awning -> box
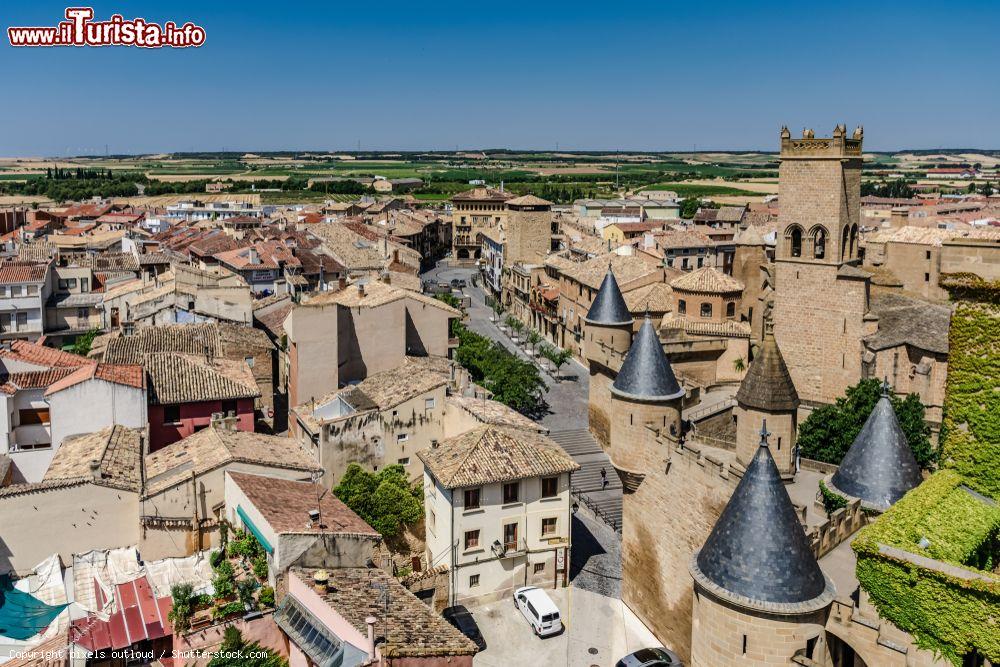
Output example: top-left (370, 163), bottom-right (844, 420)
top-left (0, 576), bottom-right (67, 642)
top-left (236, 505), bottom-right (274, 555)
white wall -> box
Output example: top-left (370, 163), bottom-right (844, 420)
top-left (47, 379), bottom-right (147, 456)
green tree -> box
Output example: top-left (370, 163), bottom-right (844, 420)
top-left (333, 464), bottom-right (422, 538)
top-left (208, 627), bottom-right (287, 667)
top-left (167, 583), bottom-right (194, 634)
top-left (797, 378), bottom-right (935, 468)
top-left (70, 329), bottom-right (99, 356)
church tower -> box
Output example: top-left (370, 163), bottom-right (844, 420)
top-left (731, 225), bottom-right (768, 342)
top-left (772, 125), bottom-right (871, 406)
top-left (734, 319), bottom-right (799, 479)
top-left (584, 268), bottom-right (634, 447)
top-left (689, 425), bottom-right (836, 667)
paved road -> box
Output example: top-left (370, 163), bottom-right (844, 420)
top-left (422, 262), bottom-right (624, 593)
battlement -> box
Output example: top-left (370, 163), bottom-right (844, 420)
top-left (780, 124), bottom-right (863, 159)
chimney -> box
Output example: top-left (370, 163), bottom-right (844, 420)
top-left (357, 282), bottom-right (365, 297)
top-left (338, 276), bottom-right (347, 291)
top-left (381, 272), bottom-right (391, 284)
top-left (312, 570), bottom-right (329, 594)
top-left (248, 247), bottom-right (259, 264)
top-left (89, 459), bottom-right (102, 481)
top-left (365, 616), bottom-right (377, 662)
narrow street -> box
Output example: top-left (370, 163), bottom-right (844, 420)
top-left (421, 261), bottom-right (647, 666)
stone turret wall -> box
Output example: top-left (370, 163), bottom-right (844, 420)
top-left (620, 438), bottom-right (736, 661)
top-left (734, 405), bottom-right (796, 477)
top-left (585, 322), bottom-right (632, 448)
top-left (690, 585), bottom-right (829, 667)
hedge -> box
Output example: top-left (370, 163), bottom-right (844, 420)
top-left (939, 299), bottom-right (1000, 498)
top-left (852, 470), bottom-right (1000, 664)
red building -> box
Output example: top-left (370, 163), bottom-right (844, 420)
top-left (145, 353), bottom-right (260, 451)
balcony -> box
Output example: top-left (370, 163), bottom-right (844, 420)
top-left (492, 537), bottom-right (527, 559)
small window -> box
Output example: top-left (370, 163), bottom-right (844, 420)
top-left (926, 250), bottom-right (931, 260)
top-left (26, 285), bottom-right (38, 296)
top-left (221, 399), bottom-right (237, 415)
top-left (924, 272), bottom-right (930, 282)
top-left (397, 457), bottom-right (410, 465)
top-left (16, 312), bottom-right (27, 327)
top-left (541, 476), bottom-right (558, 498)
top-left (503, 522), bottom-right (518, 550)
top-left (678, 299), bottom-right (686, 315)
top-left (700, 302), bottom-right (712, 318)
top-left (244, 355), bottom-right (254, 368)
top-left (503, 482), bottom-right (520, 504)
top-left (541, 517), bottom-right (558, 536)
top-left (10, 286), bottom-right (22, 297)
top-left (533, 563), bottom-right (545, 574)
top-left (397, 433), bottom-right (409, 442)
top-left (77, 308), bottom-right (89, 320)
top-left (81, 277), bottom-right (89, 291)
top-left (469, 574), bottom-right (480, 587)
top-left (425, 397), bottom-right (436, 410)
top-left (726, 302), bottom-right (735, 317)
top-left (18, 408), bottom-right (50, 426)
top-left (464, 529), bottom-right (480, 550)
top-left (163, 405), bottom-right (181, 424)
top-left (464, 488), bottom-right (481, 510)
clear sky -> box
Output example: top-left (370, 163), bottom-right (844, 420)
top-left (2, 0), bottom-right (998, 155)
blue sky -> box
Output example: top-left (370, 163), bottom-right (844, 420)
top-left (1, 1), bottom-right (998, 154)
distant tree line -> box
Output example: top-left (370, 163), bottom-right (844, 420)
top-left (860, 179), bottom-right (916, 198)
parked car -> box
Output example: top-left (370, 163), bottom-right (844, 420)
top-left (513, 586), bottom-right (563, 637)
top-left (442, 605), bottom-right (486, 651)
top-left (615, 647), bottom-right (683, 667)
top-left (450, 278), bottom-right (467, 288)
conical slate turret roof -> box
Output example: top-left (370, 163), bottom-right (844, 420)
top-left (829, 382), bottom-right (923, 511)
top-left (692, 425), bottom-right (832, 608)
top-left (611, 317), bottom-right (684, 401)
top-left (585, 268), bottom-right (633, 326)
top-left (736, 325), bottom-right (799, 412)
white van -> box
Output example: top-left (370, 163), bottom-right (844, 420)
top-left (513, 586), bottom-right (563, 637)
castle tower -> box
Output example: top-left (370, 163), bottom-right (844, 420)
top-left (689, 425), bottom-right (836, 667)
top-left (734, 319), bottom-right (799, 479)
top-left (584, 268), bottom-right (634, 447)
top-left (731, 225), bottom-right (768, 341)
top-left (828, 380), bottom-right (923, 511)
top-left (609, 315), bottom-right (686, 490)
top-left (772, 124), bottom-right (871, 406)
top-left (504, 194), bottom-right (554, 265)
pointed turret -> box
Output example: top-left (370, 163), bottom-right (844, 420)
top-left (691, 423), bottom-right (833, 608)
top-left (736, 324), bottom-right (798, 412)
top-left (612, 316), bottom-right (684, 402)
top-left (828, 381), bottom-right (923, 511)
top-left (585, 268), bottom-right (633, 326)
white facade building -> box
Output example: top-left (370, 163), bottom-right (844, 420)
top-left (419, 425), bottom-right (579, 605)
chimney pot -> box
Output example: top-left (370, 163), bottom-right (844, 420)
top-left (365, 616), bottom-right (377, 662)
top-left (89, 459), bottom-right (102, 480)
top-left (338, 276), bottom-right (347, 290)
top-left (358, 282), bottom-right (365, 296)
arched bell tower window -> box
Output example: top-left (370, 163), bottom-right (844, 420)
top-left (788, 226), bottom-right (803, 258)
top-left (813, 227), bottom-right (827, 259)
top-left (841, 226), bottom-right (850, 261)
top-left (849, 224), bottom-right (858, 259)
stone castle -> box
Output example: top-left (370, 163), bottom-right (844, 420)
top-left (585, 126), bottom-right (952, 666)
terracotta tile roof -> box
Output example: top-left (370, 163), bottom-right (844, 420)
top-left (506, 194), bottom-right (553, 207)
top-left (417, 425), bottom-right (579, 489)
top-left (290, 567), bottom-right (478, 657)
top-left (562, 253), bottom-right (660, 290)
top-left (660, 315), bottom-right (751, 338)
top-left (623, 282), bottom-right (674, 313)
top-left (445, 395), bottom-right (548, 433)
top-left (187, 233), bottom-right (245, 258)
top-left (649, 228), bottom-right (715, 250)
top-left (303, 279), bottom-right (460, 315)
top-left (307, 223), bottom-right (385, 271)
top-left (44, 362), bottom-right (145, 396)
top-left (144, 426), bottom-right (320, 496)
top-left (43, 425), bottom-right (143, 492)
top-left (866, 226), bottom-right (957, 247)
top-left (253, 299), bottom-right (293, 340)
top-left (145, 353), bottom-right (259, 405)
top-left (215, 240), bottom-right (299, 271)
top-left (736, 328), bottom-right (798, 412)
top-left (60, 252), bottom-right (139, 272)
top-left (0, 261), bottom-right (49, 284)
top-left (17, 242), bottom-right (56, 262)
top-left (0, 367), bottom-right (78, 395)
top-left (0, 340), bottom-right (89, 369)
top-left (669, 266), bottom-right (744, 293)
top-left (451, 187), bottom-right (514, 203)
top-left (715, 206), bottom-right (747, 222)
top-left (98, 323), bottom-right (272, 365)
top-left (608, 221), bottom-right (665, 234)
top-left (227, 472), bottom-right (379, 536)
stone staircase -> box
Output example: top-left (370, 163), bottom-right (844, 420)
top-left (548, 429), bottom-right (623, 532)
